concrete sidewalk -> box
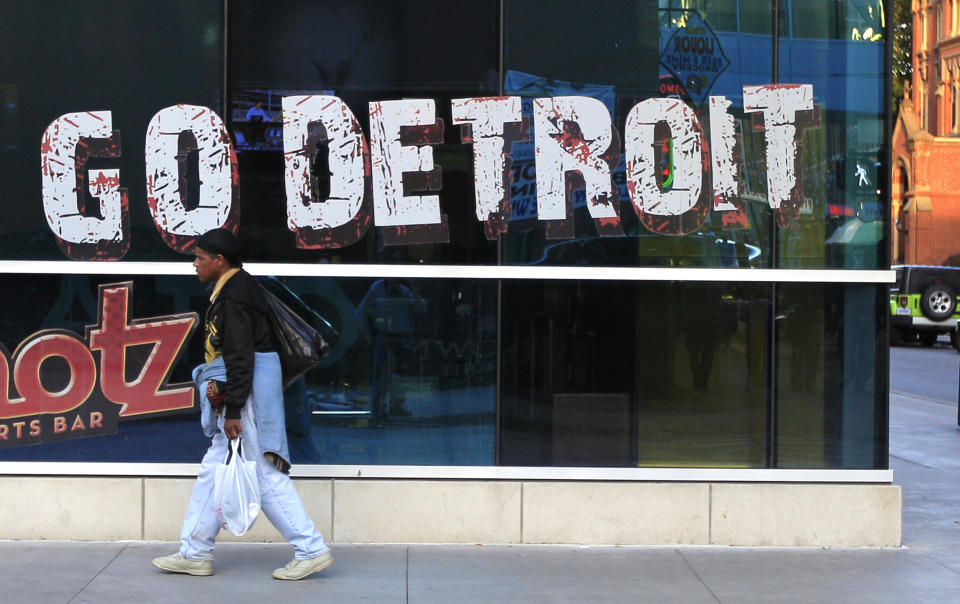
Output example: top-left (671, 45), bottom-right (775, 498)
top-left (1, 541), bottom-right (959, 603)
top-left (1, 390), bottom-right (959, 603)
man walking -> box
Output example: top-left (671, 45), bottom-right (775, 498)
top-left (152, 228), bottom-right (332, 580)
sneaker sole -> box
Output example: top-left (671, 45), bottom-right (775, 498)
top-left (273, 555), bottom-right (334, 580)
top-left (151, 560), bottom-right (214, 576)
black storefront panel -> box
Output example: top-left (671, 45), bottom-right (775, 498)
top-left (0, 1), bottom-right (889, 470)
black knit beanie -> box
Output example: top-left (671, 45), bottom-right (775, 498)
top-left (196, 228), bottom-right (243, 268)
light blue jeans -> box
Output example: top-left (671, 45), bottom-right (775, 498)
top-left (179, 401), bottom-right (328, 561)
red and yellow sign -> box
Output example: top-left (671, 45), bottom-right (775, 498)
top-left (0, 282), bottom-right (197, 447)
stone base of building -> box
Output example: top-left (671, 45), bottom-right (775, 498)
top-left (0, 477), bottom-right (901, 547)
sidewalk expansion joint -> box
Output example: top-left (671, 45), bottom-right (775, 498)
top-left (67, 543), bottom-right (128, 603)
top-left (676, 548), bottom-right (722, 603)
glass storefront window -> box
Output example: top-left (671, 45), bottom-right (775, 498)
top-left (779, 0), bottom-right (887, 270)
top-left (0, 1), bottom-right (224, 262)
top-left (228, 0), bottom-right (500, 265)
top-left (0, 1), bottom-right (891, 472)
top-left (0, 275), bottom-right (496, 465)
top-left (776, 283), bottom-right (887, 469)
top-left (499, 280), bottom-right (771, 468)
top-left (290, 276), bottom-right (497, 465)
top-left (0, 1), bottom-right (886, 272)
top-left (503, 1), bottom-right (781, 269)
top-left (0, 274), bottom-right (211, 462)
top-left (500, 279), bottom-right (887, 469)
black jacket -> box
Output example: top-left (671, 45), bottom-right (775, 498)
top-left (204, 269), bottom-right (275, 418)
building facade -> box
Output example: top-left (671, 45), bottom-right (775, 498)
top-left (0, 0), bottom-right (898, 546)
top-left (893, 0), bottom-right (960, 265)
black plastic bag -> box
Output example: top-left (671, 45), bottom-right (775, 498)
top-left (259, 285), bottom-right (330, 390)
top-left (257, 276), bottom-right (339, 346)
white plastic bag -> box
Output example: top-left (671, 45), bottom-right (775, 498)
top-left (213, 438), bottom-right (261, 536)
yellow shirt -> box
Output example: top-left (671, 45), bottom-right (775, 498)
top-left (204, 268), bottom-right (240, 363)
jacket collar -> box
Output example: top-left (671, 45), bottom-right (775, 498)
top-left (209, 268), bottom-right (241, 302)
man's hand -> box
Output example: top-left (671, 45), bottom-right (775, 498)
top-left (224, 418), bottom-right (243, 440)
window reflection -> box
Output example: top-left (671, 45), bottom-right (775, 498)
top-left (499, 280), bottom-right (771, 468)
top-left (229, 0), bottom-right (499, 265)
top-left (779, 1), bottom-right (886, 269)
top-left (0, 275), bottom-right (497, 466)
top-left (0, 1), bottom-right (890, 473)
top-left (286, 277), bottom-right (497, 466)
top-left (503, 0), bottom-right (776, 268)
top-left (776, 284), bottom-right (886, 469)
top-left (0, 1), bottom-right (223, 261)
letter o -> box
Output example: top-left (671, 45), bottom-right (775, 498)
top-left (13, 333), bottom-right (97, 416)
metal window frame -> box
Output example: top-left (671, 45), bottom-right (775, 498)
top-left (0, 461), bottom-right (894, 483)
top-left (0, 261), bottom-right (894, 283)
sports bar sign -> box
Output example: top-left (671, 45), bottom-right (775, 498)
top-left (0, 282), bottom-right (197, 448)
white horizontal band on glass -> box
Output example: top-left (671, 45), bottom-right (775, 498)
top-left (0, 461), bottom-right (894, 483)
top-left (0, 261), bottom-right (895, 283)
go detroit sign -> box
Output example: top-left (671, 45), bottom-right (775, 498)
top-left (40, 84), bottom-right (816, 260)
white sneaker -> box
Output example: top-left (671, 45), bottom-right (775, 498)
top-left (151, 553), bottom-right (214, 576)
top-left (272, 551), bottom-right (334, 580)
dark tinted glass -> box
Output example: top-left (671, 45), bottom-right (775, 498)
top-left (775, 283), bottom-right (888, 468)
top-left (0, 274), bottom-right (209, 462)
top-left (0, 274), bottom-right (496, 465)
top-left (0, 1), bottom-right (223, 261)
top-left (740, 2), bottom-right (772, 34)
top-left (499, 280), bottom-right (772, 467)
top-left (0, 1), bottom-right (891, 472)
top-left (228, 0), bottom-right (500, 265)
top-left (288, 276), bottom-right (497, 465)
top-left (503, 0), bottom-right (777, 269)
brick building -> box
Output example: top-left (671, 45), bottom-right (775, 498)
top-left (893, 0), bottom-right (960, 265)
